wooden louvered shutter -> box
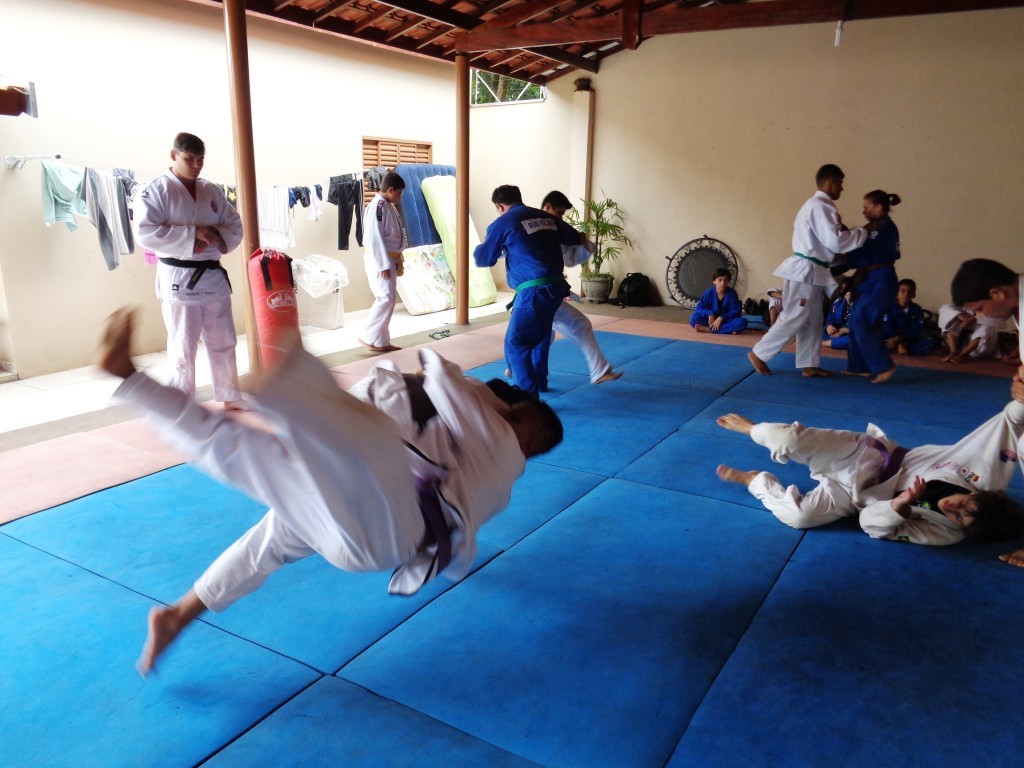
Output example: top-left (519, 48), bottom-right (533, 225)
top-left (361, 137), bottom-right (432, 203)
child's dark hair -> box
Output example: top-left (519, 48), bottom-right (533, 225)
top-left (951, 259), bottom-right (1017, 306)
top-left (964, 490), bottom-right (1024, 544)
top-left (864, 189), bottom-right (901, 213)
top-left (492, 185), bottom-right (523, 206)
top-left (173, 132), bottom-right (205, 154)
top-left (542, 190), bottom-right (572, 210)
top-left (485, 379), bottom-right (563, 455)
top-left (815, 164), bottom-right (844, 186)
top-left (712, 268), bottom-right (732, 281)
top-left (898, 278), bottom-right (917, 292)
top-left (381, 171), bottom-right (406, 192)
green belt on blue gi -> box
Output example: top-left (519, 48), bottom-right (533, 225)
top-left (506, 275), bottom-right (563, 310)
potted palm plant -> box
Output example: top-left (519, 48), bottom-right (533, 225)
top-left (564, 196), bottom-right (633, 303)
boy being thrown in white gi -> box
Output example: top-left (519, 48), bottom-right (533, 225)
top-left (98, 309), bottom-right (563, 676)
top-left (714, 385), bottom-right (1024, 547)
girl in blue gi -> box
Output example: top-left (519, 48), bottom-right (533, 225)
top-left (822, 285), bottom-right (853, 349)
top-left (884, 278), bottom-right (938, 356)
top-left (690, 268), bottom-right (747, 334)
top-left (838, 190), bottom-right (902, 383)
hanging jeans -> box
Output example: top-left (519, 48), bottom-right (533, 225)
top-left (328, 175), bottom-right (364, 250)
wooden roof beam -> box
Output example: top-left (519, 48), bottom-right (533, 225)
top-left (457, 0), bottom-right (1024, 52)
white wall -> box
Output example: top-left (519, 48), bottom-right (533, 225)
top-left (581, 10), bottom-right (1024, 310)
top-left (0, 0), bottom-right (460, 376)
top-left (4, 2), bottom-right (1020, 375)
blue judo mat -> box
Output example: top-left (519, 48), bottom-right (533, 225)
top-left (4, 333), bottom-right (1024, 767)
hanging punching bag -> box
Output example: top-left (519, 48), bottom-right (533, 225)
top-left (248, 248), bottom-right (299, 369)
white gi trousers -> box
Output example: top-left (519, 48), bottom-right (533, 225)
top-left (751, 279), bottom-right (827, 369)
top-left (748, 400), bottom-right (1024, 545)
top-left (115, 343), bottom-right (425, 613)
top-left (553, 302), bottom-right (612, 382)
top-left (746, 421), bottom-right (887, 530)
top-left (160, 295), bottom-right (241, 403)
top-left (361, 264), bottom-right (397, 347)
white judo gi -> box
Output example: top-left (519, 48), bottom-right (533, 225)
top-left (937, 303), bottom-right (1001, 359)
top-left (361, 193), bottom-right (406, 348)
top-left (115, 342), bottom-right (525, 611)
top-left (744, 399), bottom-right (1024, 545)
top-left (751, 191), bottom-right (867, 369)
top-left (553, 242), bottom-right (613, 382)
top-left (134, 171), bottom-right (244, 402)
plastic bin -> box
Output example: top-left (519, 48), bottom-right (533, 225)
top-left (293, 255), bottom-right (349, 330)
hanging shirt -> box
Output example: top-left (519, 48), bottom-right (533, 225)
top-left (41, 159), bottom-right (87, 231)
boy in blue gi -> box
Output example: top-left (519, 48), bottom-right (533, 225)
top-left (884, 279), bottom-right (938, 356)
top-left (474, 185), bottom-right (583, 396)
top-left (690, 268), bottom-right (747, 334)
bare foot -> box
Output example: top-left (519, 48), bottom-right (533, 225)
top-left (871, 367), bottom-right (897, 384)
top-left (802, 367), bottom-right (832, 378)
top-left (223, 400), bottom-right (248, 412)
top-left (716, 464), bottom-right (759, 486)
top-left (360, 340), bottom-right (402, 353)
top-left (693, 324), bottom-right (710, 334)
top-left (98, 308), bottom-right (137, 379)
top-left (716, 413), bottom-right (754, 434)
top-left (841, 370), bottom-right (871, 378)
top-left (137, 605), bottom-right (183, 676)
top-left (595, 370), bottom-right (623, 385)
top-left (748, 351), bottom-right (772, 375)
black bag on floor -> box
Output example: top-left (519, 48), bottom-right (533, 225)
top-left (611, 272), bottom-right (652, 307)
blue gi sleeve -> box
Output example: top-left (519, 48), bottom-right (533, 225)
top-left (474, 217), bottom-right (508, 268)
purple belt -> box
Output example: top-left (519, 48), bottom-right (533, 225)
top-left (416, 476), bottom-right (451, 575)
top-left (863, 436), bottom-right (908, 483)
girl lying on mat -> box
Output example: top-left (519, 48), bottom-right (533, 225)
top-left (714, 383), bottom-right (1024, 548)
top-left (98, 309), bottom-right (563, 675)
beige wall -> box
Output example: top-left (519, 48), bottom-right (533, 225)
top-left (0, 0), bottom-right (460, 376)
top-left (583, 9), bottom-right (1024, 310)
top-left (3, 2), bottom-right (1021, 375)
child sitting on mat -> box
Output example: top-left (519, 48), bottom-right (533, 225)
top-left (714, 380), bottom-right (1024, 547)
top-left (690, 268), bottom-right (747, 334)
top-left (883, 278), bottom-right (938, 357)
top-left (822, 284), bottom-right (853, 350)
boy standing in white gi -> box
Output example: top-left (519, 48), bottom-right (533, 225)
top-left (748, 164), bottom-right (869, 378)
top-left (97, 309), bottom-right (563, 675)
top-left (359, 171), bottom-right (407, 353)
top-left (134, 133), bottom-right (244, 409)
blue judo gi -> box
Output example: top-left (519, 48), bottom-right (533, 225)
top-left (822, 295), bottom-right (852, 350)
top-left (474, 203), bottom-right (578, 395)
top-left (883, 301), bottom-right (938, 356)
top-left (690, 286), bottom-right (748, 334)
top-left (842, 216), bottom-right (900, 375)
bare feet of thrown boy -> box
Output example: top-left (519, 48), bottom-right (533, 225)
top-left (715, 465), bottom-right (759, 486)
top-left (99, 308), bottom-right (138, 379)
top-left (716, 413), bottom-right (754, 434)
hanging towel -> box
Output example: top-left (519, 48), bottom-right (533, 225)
top-left (41, 159), bottom-right (87, 231)
top-left (79, 167), bottom-right (135, 270)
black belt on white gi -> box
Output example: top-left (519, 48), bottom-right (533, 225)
top-left (158, 257), bottom-right (232, 292)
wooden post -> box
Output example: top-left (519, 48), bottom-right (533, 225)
top-left (223, 0), bottom-right (262, 373)
top-left (455, 53), bottom-right (471, 325)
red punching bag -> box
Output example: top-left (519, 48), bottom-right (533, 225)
top-left (248, 248), bottom-right (300, 369)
